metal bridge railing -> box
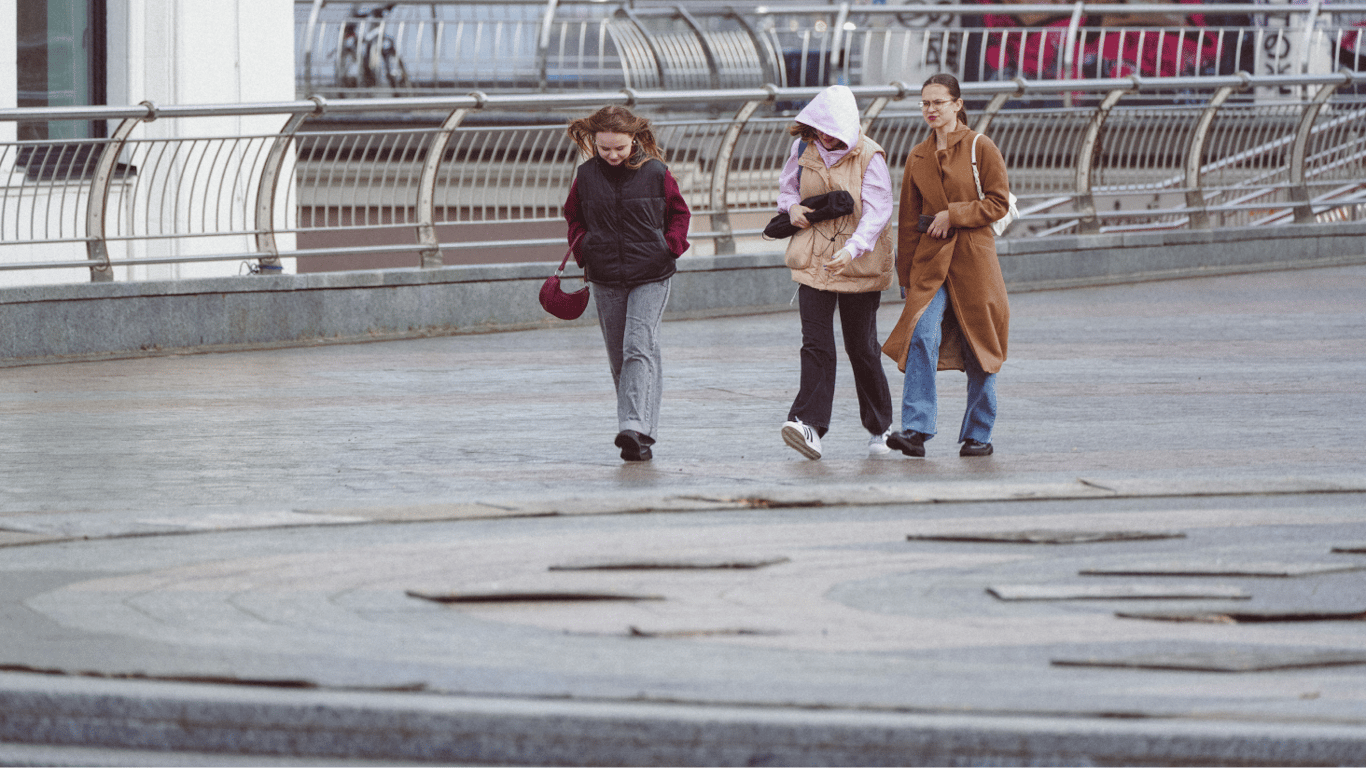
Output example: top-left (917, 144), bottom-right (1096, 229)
top-left (1, 74), bottom-right (1364, 284)
top-left (296, 1), bottom-right (1366, 97)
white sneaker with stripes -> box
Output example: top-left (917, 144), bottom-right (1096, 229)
top-left (781, 420), bottom-right (822, 460)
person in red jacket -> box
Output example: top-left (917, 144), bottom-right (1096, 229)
top-left (564, 106), bottom-right (691, 462)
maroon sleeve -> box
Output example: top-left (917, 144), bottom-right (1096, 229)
top-left (662, 170), bottom-right (691, 258)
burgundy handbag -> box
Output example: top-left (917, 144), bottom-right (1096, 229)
top-left (539, 239), bottom-right (590, 320)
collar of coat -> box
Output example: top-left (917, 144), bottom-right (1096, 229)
top-left (909, 127), bottom-right (976, 212)
top-left (910, 126), bottom-right (974, 160)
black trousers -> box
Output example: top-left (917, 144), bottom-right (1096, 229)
top-left (787, 283), bottom-right (894, 438)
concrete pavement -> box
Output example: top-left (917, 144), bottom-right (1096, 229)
top-left (0, 265), bottom-right (1364, 765)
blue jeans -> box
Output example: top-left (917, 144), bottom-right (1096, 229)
top-left (900, 286), bottom-right (997, 444)
top-left (593, 278), bottom-right (671, 439)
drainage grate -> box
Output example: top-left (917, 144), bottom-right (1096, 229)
top-left (1052, 649), bottom-right (1366, 673)
top-left (988, 584), bottom-right (1251, 601)
top-left (1080, 561), bottom-right (1366, 577)
top-left (627, 626), bottom-right (781, 638)
top-left (406, 589), bottom-right (665, 604)
top-left (1117, 609), bottom-right (1366, 623)
top-left (908, 530), bottom-right (1185, 544)
top-left (549, 556), bottom-right (790, 571)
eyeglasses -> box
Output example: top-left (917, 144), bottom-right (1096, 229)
top-left (919, 99), bottom-right (954, 110)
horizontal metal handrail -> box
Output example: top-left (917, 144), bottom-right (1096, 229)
top-left (2, 74), bottom-right (1365, 284)
top-left (6, 70), bottom-right (1363, 122)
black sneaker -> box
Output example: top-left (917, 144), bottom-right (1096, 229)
top-left (886, 430), bottom-right (927, 458)
top-left (959, 439), bottom-right (993, 457)
top-left (615, 430), bottom-right (653, 462)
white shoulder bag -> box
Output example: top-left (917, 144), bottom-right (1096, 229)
top-left (970, 133), bottom-right (1019, 237)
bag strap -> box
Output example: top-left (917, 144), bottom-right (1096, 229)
top-left (556, 233), bottom-right (584, 276)
top-left (970, 133), bottom-right (985, 202)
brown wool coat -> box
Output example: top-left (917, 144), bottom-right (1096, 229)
top-left (785, 137), bottom-right (895, 295)
top-left (881, 128), bottom-right (1011, 374)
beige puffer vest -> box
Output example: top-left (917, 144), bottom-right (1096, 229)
top-left (784, 136), bottom-right (895, 294)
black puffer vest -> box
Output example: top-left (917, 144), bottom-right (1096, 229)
top-left (575, 156), bottom-right (674, 287)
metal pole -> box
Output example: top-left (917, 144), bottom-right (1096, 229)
top-left (1061, 2), bottom-right (1087, 108)
top-left (973, 79), bottom-right (1026, 135)
top-left (536, 0), bottom-right (561, 92)
top-left (254, 98), bottom-right (326, 272)
top-left (729, 10), bottom-right (782, 90)
top-left (1183, 81), bottom-right (1241, 229)
top-left (618, 7), bottom-right (669, 89)
top-left (84, 101), bottom-right (156, 282)
top-left (709, 96), bottom-right (769, 255)
top-left (416, 106), bottom-right (473, 268)
top-left (1289, 80), bottom-right (1341, 224)
top-left (859, 78), bottom-right (907, 136)
top-left (1061, 1), bottom-right (1087, 80)
top-left (675, 7), bottom-right (723, 91)
top-left (1075, 85), bottom-right (1132, 234)
top-left (303, 0), bottom-right (327, 96)
top-left (829, 3), bottom-right (851, 83)
top-left (1297, 0), bottom-right (1323, 76)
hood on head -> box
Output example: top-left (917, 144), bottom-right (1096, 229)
top-left (795, 85), bottom-right (861, 150)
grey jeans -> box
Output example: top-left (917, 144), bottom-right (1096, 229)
top-left (593, 277), bottom-right (671, 439)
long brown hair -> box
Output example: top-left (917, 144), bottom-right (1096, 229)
top-left (567, 105), bottom-right (665, 169)
top-left (922, 73), bottom-right (970, 130)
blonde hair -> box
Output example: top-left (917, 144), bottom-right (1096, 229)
top-left (567, 105), bottom-right (665, 169)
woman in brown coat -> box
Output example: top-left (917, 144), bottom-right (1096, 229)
top-left (881, 74), bottom-right (1012, 458)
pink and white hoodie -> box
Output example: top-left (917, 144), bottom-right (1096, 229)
top-left (776, 85), bottom-right (893, 260)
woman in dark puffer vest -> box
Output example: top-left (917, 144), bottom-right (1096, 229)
top-left (564, 106), bottom-right (691, 461)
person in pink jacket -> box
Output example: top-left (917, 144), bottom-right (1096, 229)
top-left (776, 86), bottom-right (896, 460)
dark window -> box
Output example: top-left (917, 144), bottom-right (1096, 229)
top-left (17, 0), bottom-right (107, 141)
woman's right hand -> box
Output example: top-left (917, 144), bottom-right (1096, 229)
top-left (926, 210), bottom-right (953, 239)
top-left (788, 204), bottom-right (812, 230)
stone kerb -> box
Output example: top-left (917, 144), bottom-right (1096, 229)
top-left (1, 223), bottom-right (1363, 366)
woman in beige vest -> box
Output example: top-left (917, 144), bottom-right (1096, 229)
top-left (777, 86), bottom-right (896, 460)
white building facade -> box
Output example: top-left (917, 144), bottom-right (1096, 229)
top-left (2, 0), bottom-right (295, 285)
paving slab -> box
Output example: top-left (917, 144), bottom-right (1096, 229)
top-left (0, 265), bottom-right (1363, 765)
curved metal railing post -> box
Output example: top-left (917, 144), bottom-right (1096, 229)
top-left (254, 97), bottom-right (325, 271)
top-left (618, 7), bottom-right (668, 89)
top-left (85, 101), bottom-right (157, 282)
top-left (416, 104), bottom-right (474, 268)
top-left (1183, 80), bottom-right (1242, 229)
top-left (828, 3), bottom-right (851, 83)
top-left (973, 79), bottom-right (1026, 135)
top-left (859, 94), bottom-right (893, 135)
top-left (536, 0), bottom-right (561, 92)
top-left (709, 95), bottom-right (769, 255)
top-left (860, 80), bottom-right (908, 140)
top-left (729, 10), bottom-right (781, 89)
top-left (1297, 0), bottom-right (1324, 76)
top-left (1290, 78), bottom-right (1342, 224)
top-left (1061, 1), bottom-right (1088, 85)
top-left (675, 7), bottom-right (723, 91)
top-left (1075, 84), bottom-right (1134, 234)
top-left (302, 0), bottom-right (327, 97)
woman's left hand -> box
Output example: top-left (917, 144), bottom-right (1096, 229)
top-left (824, 248), bottom-right (853, 275)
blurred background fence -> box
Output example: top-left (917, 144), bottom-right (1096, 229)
top-left (296, 1), bottom-right (1366, 97)
top-left (1, 2), bottom-right (1363, 286)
